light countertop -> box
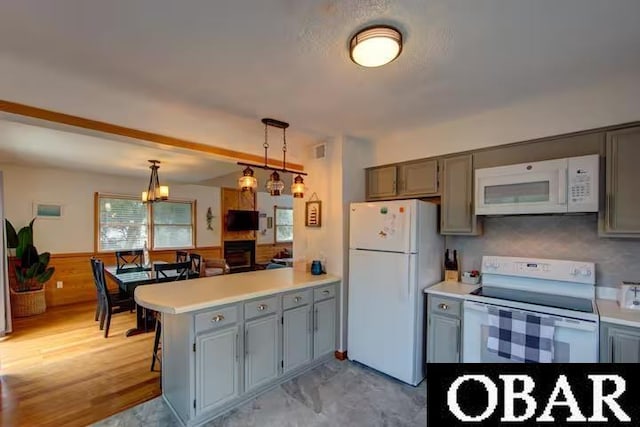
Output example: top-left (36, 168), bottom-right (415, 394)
top-left (135, 268), bottom-right (340, 314)
top-left (597, 298), bottom-right (640, 328)
top-left (423, 280), bottom-right (479, 298)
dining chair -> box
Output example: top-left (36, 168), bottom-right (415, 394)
top-left (115, 249), bottom-right (144, 272)
top-left (176, 250), bottom-right (189, 263)
top-left (151, 260), bottom-right (192, 372)
top-left (189, 253), bottom-right (202, 276)
top-left (91, 258), bottom-right (135, 338)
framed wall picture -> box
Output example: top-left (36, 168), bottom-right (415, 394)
top-left (305, 200), bottom-right (322, 227)
top-left (33, 202), bottom-right (63, 219)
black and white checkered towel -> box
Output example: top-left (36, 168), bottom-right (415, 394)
top-left (487, 307), bottom-right (555, 363)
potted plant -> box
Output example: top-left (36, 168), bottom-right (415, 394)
top-left (5, 218), bottom-right (55, 317)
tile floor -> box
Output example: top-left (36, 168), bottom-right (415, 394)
top-left (93, 359), bottom-right (427, 426)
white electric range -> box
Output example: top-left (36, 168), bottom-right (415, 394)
top-left (463, 256), bottom-right (599, 363)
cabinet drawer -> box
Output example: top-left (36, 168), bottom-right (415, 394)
top-left (244, 296), bottom-right (278, 320)
top-left (195, 305), bottom-right (238, 333)
top-left (282, 289), bottom-right (312, 310)
top-left (314, 285), bottom-right (336, 302)
top-left (429, 295), bottom-right (461, 317)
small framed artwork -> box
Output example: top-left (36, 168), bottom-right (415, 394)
top-left (305, 201), bottom-right (322, 227)
top-left (33, 203), bottom-right (63, 219)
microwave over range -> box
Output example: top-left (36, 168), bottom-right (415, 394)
top-left (475, 154), bottom-right (599, 215)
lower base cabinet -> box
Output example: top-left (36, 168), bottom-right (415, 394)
top-left (165, 282), bottom-right (339, 426)
top-left (600, 322), bottom-right (640, 363)
top-left (196, 325), bottom-right (241, 415)
top-left (426, 294), bottom-right (462, 363)
top-left (283, 304), bottom-right (313, 373)
top-left (245, 314), bottom-right (279, 391)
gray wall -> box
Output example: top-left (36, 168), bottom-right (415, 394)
top-left (446, 214), bottom-right (640, 288)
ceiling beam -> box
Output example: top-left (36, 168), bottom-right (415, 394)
top-left (0, 99), bottom-right (305, 171)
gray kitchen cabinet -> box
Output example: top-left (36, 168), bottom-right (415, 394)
top-left (282, 304), bottom-right (313, 373)
top-left (196, 324), bottom-right (241, 415)
top-left (313, 297), bottom-right (336, 359)
top-left (441, 154), bottom-right (481, 235)
top-left (244, 314), bottom-right (279, 392)
top-left (366, 165), bottom-right (398, 199)
top-left (601, 126), bottom-right (640, 237)
top-left (398, 159), bottom-right (439, 196)
top-left (426, 295), bottom-right (462, 363)
top-left (600, 322), bottom-right (640, 363)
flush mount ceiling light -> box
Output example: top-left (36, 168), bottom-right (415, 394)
top-left (237, 118), bottom-right (307, 197)
top-left (142, 160), bottom-right (169, 203)
top-left (350, 25), bottom-right (403, 67)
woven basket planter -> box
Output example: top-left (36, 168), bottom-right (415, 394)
top-left (10, 285), bottom-right (46, 317)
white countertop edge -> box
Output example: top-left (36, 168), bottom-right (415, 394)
top-left (423, 281), bottom-right (479, 298)
top-left (598, 315), bottom-right (640, 328)
top-left (135, 274), bottom-right (340, 315)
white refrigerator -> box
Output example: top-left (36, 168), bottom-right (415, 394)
top-left (348, 199), bottom-right (443, 386)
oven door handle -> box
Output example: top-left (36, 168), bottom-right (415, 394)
top-left (463, 301), bottom-right (597, 332)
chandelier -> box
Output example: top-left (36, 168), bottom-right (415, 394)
top-left (237, 118), bottom-right (307, 197)
top-left (141, 160), bottom-right (169, 203)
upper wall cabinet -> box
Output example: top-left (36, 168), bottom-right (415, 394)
top-left (601, 126), bottom-right (640, 237)
top-left (440, 154), bottom-right (481, 235)
top-left (366, 165), bottom-right (398, 200)
top-left (366, 160), bottom-right (439, 200)
top-left (398, 159), bottom-right (439, 197)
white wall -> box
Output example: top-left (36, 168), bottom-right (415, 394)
top-left (0, 163), bottom-right (222, 253)
top-left (371, 74), bottom-right (640, 164)
top-left (256, 192), bottom-right (292, 245)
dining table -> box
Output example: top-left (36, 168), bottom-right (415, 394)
top-left (104, 265), bottom-right (199, 336)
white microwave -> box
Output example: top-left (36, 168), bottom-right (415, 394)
top-left (475, 154), bottom-right (599, 215)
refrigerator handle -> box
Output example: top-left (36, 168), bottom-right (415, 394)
top-left (406, 255), bottom-right (412, 301)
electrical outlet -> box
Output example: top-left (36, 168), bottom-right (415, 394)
top-left (56, 281), bottom-right (63, 289)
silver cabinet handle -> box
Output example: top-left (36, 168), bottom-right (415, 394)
top-left (294, 296), bottom-right (302, 303)
top-left (235, 333), bottom-right (239, 361)
top-left (245, 329), bottom-right (249, 356)
top-left (257, 304), bottom-right (268, 311)
top-left (438, 303), bottom-right (448, 311)
top-left (322, 290), bottom-right (330, 295)
top-left (308, 309), bottom-right (313, 333)
top-left (212, 314), bottom-right (225, 323)
top-left (314, 308), bottom-right (318, 332)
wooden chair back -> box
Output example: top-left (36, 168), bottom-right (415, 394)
top-left (153, 261), bottom-right (191, 282)
top-left (115, 250), bottom-right (144, 272)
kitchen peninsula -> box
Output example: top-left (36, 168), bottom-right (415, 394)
top-left (135, 268), bottom-right (340, 427)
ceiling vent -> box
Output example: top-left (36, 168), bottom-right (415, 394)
top-left (312, 143), bottom-right (327, 160)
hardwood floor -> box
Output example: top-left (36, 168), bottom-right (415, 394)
top-left (0, 302), bottom-right (160, 426)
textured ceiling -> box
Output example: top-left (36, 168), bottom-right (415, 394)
top-left (0, 0), bottom-right (639, 143)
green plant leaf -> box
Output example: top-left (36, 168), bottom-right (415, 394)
top-left (21, 244), bottom-right (39, 269)
top-left (5, 219), bottom-right (18, 249)
top-left (38, 252), bottom-right (51, 267)
top-left (36, 267), bottom-right (55, 284)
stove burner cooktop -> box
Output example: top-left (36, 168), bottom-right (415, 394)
top-left (470, 286), bottom-right (594, 314)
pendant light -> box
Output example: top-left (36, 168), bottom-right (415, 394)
top-left (291, 174), bottom-right (305, 198)
top-left (237, 118), bottom-right (307, 197)
top-left (141, 160), bottom-right (169, 203)
top-left (238, 166), bottom-right (258, 192)
top-left (350, 25), bottom-right (403, 67)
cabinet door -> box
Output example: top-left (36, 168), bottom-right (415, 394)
top-left (398, 159), bottom-right (438, 196)
top-left (602, 127), bottom-right (640, 236)
top-left (283, 305), bottom-right (312, 373)
top-left (245, 314), bottom-right (278, 392)
top-left (427, 314), bottom-right (460, 363)
top-left (601, 324), bottom-right (640, 363)
top-left (366, 166), bottom-right (397, 200)
top-left (196, 325), bottom-right (240, 415)
top-left (441, 154), bottom-right (480, 235)
top-left (313, 298), bottom-right (336, 359)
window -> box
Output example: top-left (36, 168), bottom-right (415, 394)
top-left (96, 194), bottom-right (194, 251)
top-left (274, 206), bottom-right (293, 243)
top-left (98, 196), bottom-right (148, 251)
top-left (152, 201), bottom-right (194, 249)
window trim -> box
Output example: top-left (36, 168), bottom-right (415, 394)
top-left (94, 192), bottom-right (197, 253)
top-left (273, 205), bottom-right (293, 243)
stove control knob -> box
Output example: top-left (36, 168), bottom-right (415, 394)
top-left (570, 267), bottom-right (579, 276)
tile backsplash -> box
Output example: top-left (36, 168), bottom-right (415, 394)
top-left (446, 214), bottom-right (640, 288)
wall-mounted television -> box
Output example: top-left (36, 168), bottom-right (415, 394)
top-left (226, 210), bottom-right (259, 231)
